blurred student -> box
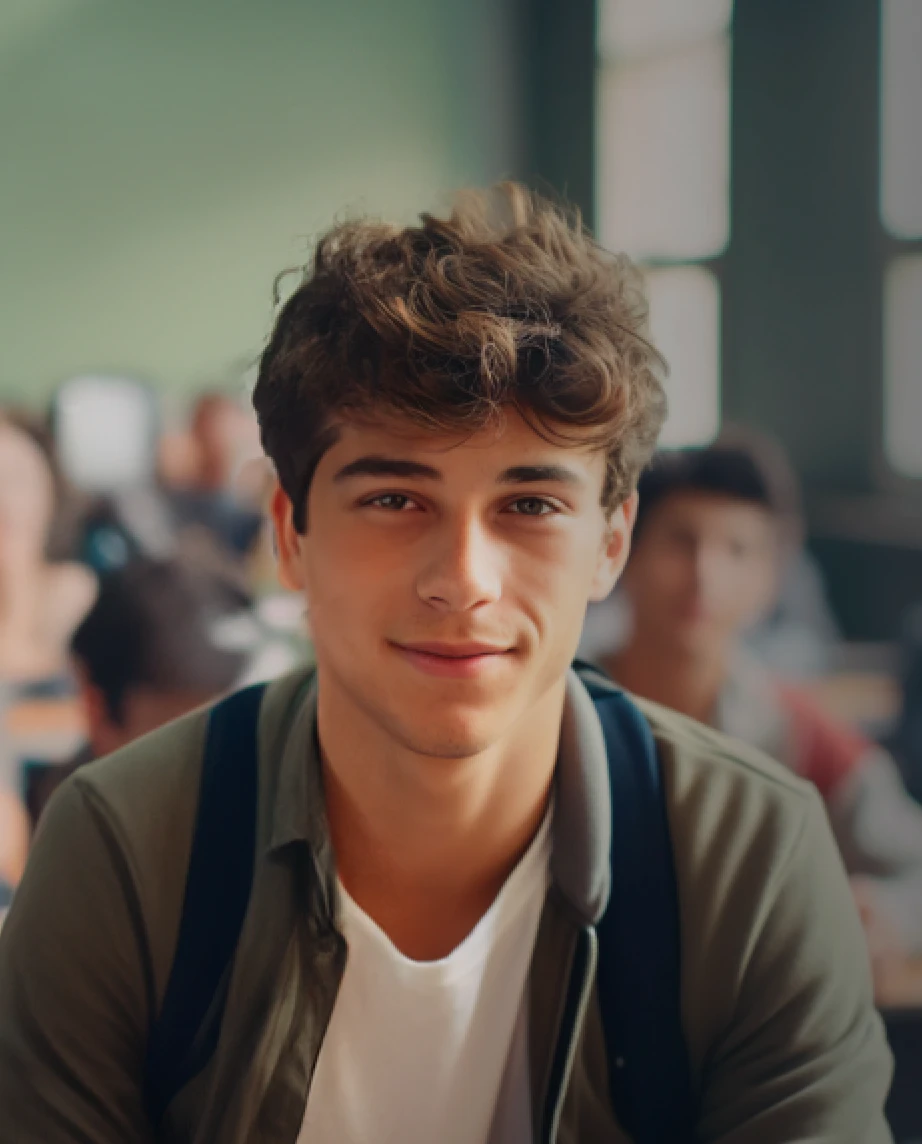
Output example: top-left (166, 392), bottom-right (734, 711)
top-left (27, 556), bottom-right (257, 824)
top-left (606, 445), bottom-right (922, 967)
top-left (165, 392), bottom-right (264, 559)
top-left (0, 413), bottom-right (95, 686)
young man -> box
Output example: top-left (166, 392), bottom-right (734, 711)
top-left (0, 186), bottom-right (893, 1142)
top-left (607, 444), bottom-right (922, 983)
top-left (25, 555), bottom-right (257, 824)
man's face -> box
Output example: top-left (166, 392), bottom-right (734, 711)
top-left (621, 491), bottom-right (779, 658)
top-left (272, 410), bottom-right (634, 759)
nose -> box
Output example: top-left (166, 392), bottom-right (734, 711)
top-left (415, 513), bottom-right (503, 613)
top-left (691, 541), bottom-right (726, 601)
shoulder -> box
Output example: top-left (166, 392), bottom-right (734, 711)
top-left (637, 704), bottom-right (893, 1138)
top-left (638, 691), bottom-right (813, 814)
top-left (578, 660), bottom-right (818, 905)
top-left (42, 667), bottom-right (313, 994)
top-left (576, 661), bottom-right (815, 862)
top-left (632, 695), bottom-right (878, 1060)
top-left (634, 694), bottom-right (819, 922)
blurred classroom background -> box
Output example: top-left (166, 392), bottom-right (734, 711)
top-left (1, 0), bottom-right (922, 1135)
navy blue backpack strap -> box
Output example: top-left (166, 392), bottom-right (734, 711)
top-left (574, 662), bottom-right (696, 1143)
top-left (144, 682), bottom-right (267, 1128)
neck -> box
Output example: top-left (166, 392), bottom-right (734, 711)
top-left (607, 634), bottom-right (729, 726)
top-left (317, 675), bottom-right (563, 961)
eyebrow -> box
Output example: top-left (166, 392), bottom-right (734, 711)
top-left (333, 455), bottom-right (586, 488)
top-left (496, 464), bottom-right (584, 487)
top-left (333, 456), bottom-right (443, 483)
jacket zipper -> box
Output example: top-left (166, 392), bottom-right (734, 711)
top-left (543, 925), bottom-right (599, 1144)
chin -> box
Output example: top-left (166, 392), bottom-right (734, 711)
top-left (384, 705), bottom-right (510, 760)
top-left (674, 625), bottom-right (725, 658)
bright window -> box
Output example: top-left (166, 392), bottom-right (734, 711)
top-left (597, 37), bottom-right (730, 261)
top-left (880, 0), bottom-right (922, 479)
top-left (599, 0), bottom-right (732, 58)
top-left (597, 0), bottom-right (731, 447)
top-left (646, 267), bottom-right (721, 447)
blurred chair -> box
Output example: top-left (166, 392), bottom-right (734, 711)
top-left (884, 1007), bottom-right (922, 1142)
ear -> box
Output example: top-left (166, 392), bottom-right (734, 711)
top-left (588, 492), bottom-right (638, 602)
top-left (269, 481), bottom-right (307, 592)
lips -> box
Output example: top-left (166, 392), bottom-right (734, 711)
top-left (390, 639), bottom-right (514, 679)
top-left (397, 641), bottom-right (510, 658)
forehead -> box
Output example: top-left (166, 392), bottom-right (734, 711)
top-left (319, 409), bottom-right (606, 481)
top-left (646, 491), bottom-right (777, 536)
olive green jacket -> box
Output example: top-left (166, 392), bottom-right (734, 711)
top-left (0, 666), bottom-right (893, 1142)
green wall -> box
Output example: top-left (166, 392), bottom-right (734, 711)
top-left (0, 0), bottom-right (525, 405)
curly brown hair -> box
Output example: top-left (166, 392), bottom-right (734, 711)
top-left (253, 183), bottom-right (667, 531)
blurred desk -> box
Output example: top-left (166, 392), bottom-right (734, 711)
top-left (804, 672), bottom-right (901, 740)
top-left (5, 697), bottom-right (85, 741)
top-left (1, 696), bottom-right (86, 791)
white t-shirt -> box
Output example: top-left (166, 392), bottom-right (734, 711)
top-left (298, 807), bottom-right (553, 1144)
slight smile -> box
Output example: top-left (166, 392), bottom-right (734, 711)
top-left (390, 641), bottom-right (515, 679)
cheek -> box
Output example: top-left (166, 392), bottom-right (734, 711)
top-left (300, 522), bottom-right (408, 635)
top-left (739, 564), bottom-right (777, 618)
top-left (711, 562), bottom-right (769, 626)
top-left (643, 549), bottom-right (691, 601)
top-left (509, 531), bottom-right (599, 610)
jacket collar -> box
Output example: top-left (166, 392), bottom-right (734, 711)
top-left (266, 666), bottom-right (613, 926)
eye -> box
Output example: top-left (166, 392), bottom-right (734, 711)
top-left (363, 493), bottom-right (417, 512)
top-left (506, 496), bottom-right (558, 517)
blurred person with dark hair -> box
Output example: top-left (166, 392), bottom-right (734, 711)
top-left (0, 413), bottom-right (95, 685)
top-left (191, 391), bottom-right (261, 493)
top-left (0, 186), bottom-right (892, 1143)
top-left (607, 444), bottom-right (922, 982)
top-left (580, 425), bottom-right (842, 677)
top-left (27, 556), bottom-right (257, 824)
top-left (165, 391), bottom-right (265, 559)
